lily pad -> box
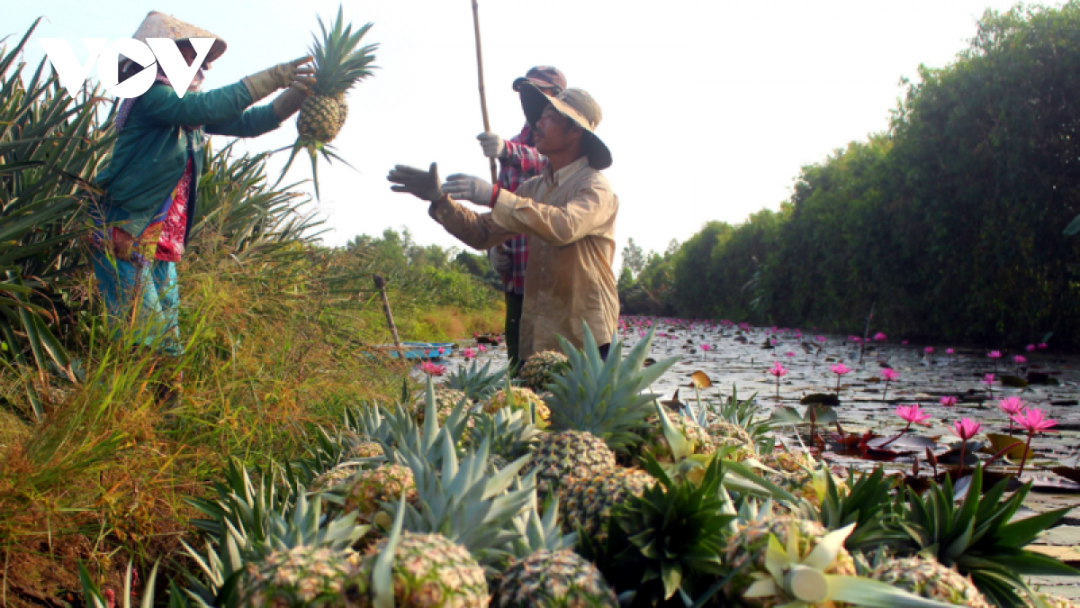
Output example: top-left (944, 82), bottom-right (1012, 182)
top-left (983, 433), bottom-right (1033, 462)
top-left (800, 393), bottom-right (840, 406)
top-left (999, 374), bottom-right (1029, 388)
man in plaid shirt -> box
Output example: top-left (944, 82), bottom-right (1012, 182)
top-left (478, 66), bottom-right (566, 370)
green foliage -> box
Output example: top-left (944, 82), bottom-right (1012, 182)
top-left (894, 465), bottom-right (1078, 606)
top-left (442, 357), bottom-right (509, 400)
top-left (654, 2), bottom-right (1080, 347)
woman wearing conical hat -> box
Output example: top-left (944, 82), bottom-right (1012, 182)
top-left (91, 11), bottom-right (313, 402)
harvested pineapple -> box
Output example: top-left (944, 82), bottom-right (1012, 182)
top-left (279, 6), bottom-right (377, 198)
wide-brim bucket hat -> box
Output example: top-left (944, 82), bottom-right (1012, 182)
top-left (125, 11), bottom-right (227, 68)
top-left (520, 81), bottom-right (612, 170)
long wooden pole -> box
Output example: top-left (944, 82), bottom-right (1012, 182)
top-left (471, 0), bottom-right (499, 185)
top-left (373, 274), bottom-right (405, 360)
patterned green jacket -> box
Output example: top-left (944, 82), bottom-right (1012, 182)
top-left (94, 80), bottom-right (282, 240)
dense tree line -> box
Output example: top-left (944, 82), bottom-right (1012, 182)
top-left (621, 2), bottom-right (1080, 349)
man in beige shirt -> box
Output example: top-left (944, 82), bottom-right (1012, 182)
top-left (388, 83), bottom-right (619, 361)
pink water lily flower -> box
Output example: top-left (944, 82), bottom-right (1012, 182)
top-left (1038, 343), bottom-right (1048, 349)
top-left (948, 418), bottom-right (983, 441)
top-left (897, 404), bottom-right (931, 425)
top-left (924, 347), bottom-right (934, 354)
top-left (419, 361), bottom-right (446, 376)
top-left (463, 347), bottom-right (476, 360)
top-left (948, 417), bottom-right (983, 474)
top-left (769, 362), bottom-right (788, 377)
top-left (785, 351), bottom-right (796, 357)
top-left (437, 347), bottom-right (446, 355)
top-left (946, 348), bottom-right (955, 355)
top-left (988, 350), bottom-right (1002, 359)
top-left (998, 396), bottom-right (1026, 416)
top-left (816, 335), bottom-right (827, 342)
top-left (830, 363), bottom-right (852, 376)
top-left (1026, 344), bottom-right (1036, 352)
top-left (1010, 407), bottom-right (1057, 434)
top-left (940, 396), bottom-right (958, 407)
top-left (901, 340), bottom-right (909, 345)
top-left (478, 344), bottom-right (487, 352)
top-left (1014, 355), bottom-right (1027, 365)
top-left (874, 332), bottom-right (887, 341)
top-left (881, 368), bottom-right (900, 382)
top-left (1011, 408), bottom-right (1057, 477)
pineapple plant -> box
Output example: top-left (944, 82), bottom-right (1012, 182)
top-left (416, 386), bottom-right (469, 426)
top-left (444, 357), bottom-right (510, 401)
top-left (468, 406), bottom-right (542, 466)
top-left (580, 457), bottom-right (734, 605)
top-left (526, 324), bottom-right (678, 494)
top-left (866, 556), bottom-right (992, 607)
top-left (310, 461), bottom-right (362, 492)
top-left (706, 420), bottom-right (756, 457)
top-left (640, 413), bottom-right (718, 462)
top-left (342, 463), bottom-right (418, 523)
top-left (242, 545), bottom-right (363, 607)
top-left (352, 531), bottom-right (489, 607)
top-left (350, 440), bottom-right (384, 459)
top-left (279, 6), bottom-right (378, 198)
top-left (519, 350), bottom-right (569, 391)
top-left (494, 494), bottom-right (619, 607)
top-left (559, 466), bottom-right (655, 542)
top-left (484, 386), bottom-right (550, 422)
top-left (495, 550), bottom-right (618, 608)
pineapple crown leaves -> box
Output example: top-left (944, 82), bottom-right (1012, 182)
top-left (259, 492), bottom-right (367, 555)
top-left (186, 458), bottom-right (295, 548)
top-left (895, 464), bottom-right (1078, 605)
top-left (378, 376), bottom-right (470, 468)
top-left (468, 405), bottom-right (542, 460)
top-left (546, 323), bottom-right (679, 452)
top-left (179, 526), bottom-right (248, 607)
top-left (798, 465), bottom-right (908, 553)
top-left (744, 523), bottom-right (956, 608)
top-left (445, 357), bottom-right (509, 401)
top-left (78, 559), bottom-right (162, 608)
top-left (696, 383), bottom-right (772, 442)
top-left (309, 5), bottom-right (378, 97)
top-left (391, 436), bottom-right (535, 564)
top-left (372, 494), bottom-right (408, 608)
top-left (610, 455), bottom-right (734, 602)
top-left (506, 491), bottom-right (577, 559)
top-left (715, 457), bottom-right (800, 503)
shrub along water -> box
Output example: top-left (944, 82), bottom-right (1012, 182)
top-left (625, 2), bottom-right (1080, 348)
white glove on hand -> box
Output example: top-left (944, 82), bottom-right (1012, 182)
top-left (477, 132), bottom-right (506, 160)
top-left (488, 245), bottom-right (512, 274)
top-left (442, 174), bottom-right (494, 206)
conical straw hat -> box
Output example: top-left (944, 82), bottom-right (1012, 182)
top-left (130, 11), bottom-right (227, 64)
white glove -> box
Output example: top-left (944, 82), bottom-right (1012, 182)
top-left (488, 245), bottom-right (512, 274)
top-left (442, 174), bottom-right (494, 206)
top-left (477, 132), bottom-right (506, 159)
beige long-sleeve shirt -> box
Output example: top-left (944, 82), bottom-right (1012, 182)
top-left (431, 156), bottom-right (620, 359)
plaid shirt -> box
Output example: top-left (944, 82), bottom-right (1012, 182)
top-left (495, 124), bottom-right (547, 294)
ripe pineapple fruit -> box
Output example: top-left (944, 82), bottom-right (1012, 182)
top-left (560, 467), bottom-right (655, 543)
top-left (415, 387), bottom-right (468, 426)
top-left (867, 556), bottom-right (991, 607)
top-left (241, 545), bottom-right (362, 608)
top-left (1037, 593), bottom-right (1080, 608)
top-left (353, 532), bottom-right (488, 607)
top-left (484, 386), bottom-right (550, 422)
top-left (722, 515), bottom-right (856, 607)
top-left (281, 6), bottom-right (377, 198)
top-left (350, 440), bottom-right (384, 459)
top-left (525, 325), bottom-right (678, 494)
top-left (518, 350), bottom-right (569, 391)
top-left (344, 463), bottom-right (417, 523)
top-left (494, 549), bottom-right (618, 608)
top-left (309, 461), bottom-right (362, 492)
top-left (530, 430), bottom-right (616, 495)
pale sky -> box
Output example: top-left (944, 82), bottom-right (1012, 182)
top-left (14, 0), bottom-right (1035, 263)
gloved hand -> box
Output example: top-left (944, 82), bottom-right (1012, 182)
top-left (442, 174), bottom-right (494, 206)
top-left (477, 132), bottom-right (506, 159)
top-left (488, 245), bottom-right (512, 274)
top-left (243, 56), bottom-right (315, 103)
top-left (271, 79), bottom-right (315, 120)
top-left (388, 163), bottom-right (444, 202)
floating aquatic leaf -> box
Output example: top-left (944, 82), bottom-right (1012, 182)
top-left (800, 393), bottom-right (840, 406)
top-left (999, 374), bottom-right (1029, 388)
top-left (984, 433), bottom-right (1033, 462)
